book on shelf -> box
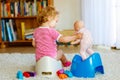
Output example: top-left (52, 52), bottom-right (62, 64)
top-left (32, 0), bottom-right (37, 16)
top-left (42, 0), bottom-right (47, 8)
top-left (10, 1), bottom-right (15, 17)
top-left (37, 0), bottom-right (42, 13)
top-left (0, 2), bottom-right (3, 17)
top-left (9, 19), bottom-right (17, 41)
top-left (6, 22), bottom-right (13, 42)
top-left (25, 29), bottom-right (34, 40)
top-left (1, 19), bottom-right (7, 41)
top-left (20, 0), bottom-right (24, 16)
top-left (1, 19), bottom-right (18, 42)
top-left (14, 1), bottom-right (18, 17)
top-left (3, 2), bottom-right (8, 17)
top-left (21, 22), bottom-right (25, 40)
top-left (1, 0), bottom-right (49, 17)
top-left (47, 0), bottom-right (53, 6)
top-left (21, 23), bottom-right (34, 40)
top-left (25, 34), bottom-right (33, 40)
top-left (25, 29), bottom-right (34, 36)
top-left (6, 1), bottom-right (11, 17)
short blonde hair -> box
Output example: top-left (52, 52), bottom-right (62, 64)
top-left (37, 6), bottom-right (59, 26)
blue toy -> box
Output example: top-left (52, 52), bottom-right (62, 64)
top-left (70, 52), bottom-right (104, 78)
top-left (64, 70), bottom-right (73, 78)
top-left (16, 70), bottom-right (23, 79)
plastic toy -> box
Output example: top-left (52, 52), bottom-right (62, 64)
top-left (35, 56), bottom-right (63, 77)
top-left (64, 70), bottom-right (73, 78)
top-left (58, 73), bottom-right (68, 79)
top-left (56, 69), bottom-right (64, 75)
top-left (28, 72), bottom-right (36, 77)
top-left (70, 52), bottom-right (104, 78)
top-left (56, 69), bottom-right (68, 79)
top-left (16, 70), bottom-right (23, 79)
top-left (23, 71), bottom-right (36, 77)
top-left (23, 72), bottom-right (30, 78)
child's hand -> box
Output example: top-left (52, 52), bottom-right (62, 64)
top-left (76, 33), bottom-right (83, 39)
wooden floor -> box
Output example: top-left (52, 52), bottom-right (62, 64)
top-left (0, 45), bottom-right (80, 53)
top-left (0, 45), bottom-right (119, 54)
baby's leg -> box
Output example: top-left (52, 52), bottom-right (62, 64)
top-left (86, 48), bottom-right (94, 55)
top-left (86, 43), bottom-right (94, 55)
top-left (80, 40), bottom-right (89, 60)
top-left (56, 49), bottom-right (71, 67)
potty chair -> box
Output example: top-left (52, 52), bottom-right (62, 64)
top-left (70, 52), bottom-right (104, 78)
top-left (35, 56), bottom-right (63, 77)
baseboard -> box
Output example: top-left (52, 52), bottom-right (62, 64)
top-left (94, 45), bottom-right (111, 50)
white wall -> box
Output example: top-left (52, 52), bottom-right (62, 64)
top-left (54, 0), bottom-right (81, 30)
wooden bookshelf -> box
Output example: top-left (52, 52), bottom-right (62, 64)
top-left (0, 0), bottom-right (54, 48)
top-left (0, 1), bottom-right (1, 43)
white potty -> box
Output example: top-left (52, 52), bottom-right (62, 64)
top-left (35, 56), bottom-right (63, 77)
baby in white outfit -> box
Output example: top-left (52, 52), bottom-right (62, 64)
top-left (71, 20), bottom-right (94, 60)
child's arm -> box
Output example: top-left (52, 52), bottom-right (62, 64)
top-left (58, 33), bottom-right (82, 43)
top-left (32, 39), bottom-right (35, 47)
top-left (71, 39), bottom-right (80, 44)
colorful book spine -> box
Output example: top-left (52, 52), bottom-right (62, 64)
top-left (10, 2), bottom-right (15, 17)
top-left (20, 0), bottom-right (24, 16)
top-left (0, 2), bottom-right (3, 17)
top-left (4, 3), bottom-right (8, 17)
top-left (37, 0), bottom-right (42, 14)
top-left (14, 1), bottom-right (18, 17)
top-left (6, 2), bottom-right (11, 17)
top-left (1, 20), bottom-right (7, 41)
top-left (24, 2), bottom-right (28, 16)
top-left (43, 0), bottom-right (47, 8)
top-left (25, 34), bottom-right (33, 39)
top-left (9, 19), bottom-right (17, 41)
top-left (21, 22), bottom-right (25, 40)
top-left (6, 22), bottom-right (13, 42)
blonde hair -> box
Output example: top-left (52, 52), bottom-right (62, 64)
top-left (37, 6), bottom-right (59, 26)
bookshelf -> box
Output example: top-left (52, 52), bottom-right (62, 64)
top-left (0, 0), bottom-right (54, 48)
top-left (0, 1), bottom-right (1, 44)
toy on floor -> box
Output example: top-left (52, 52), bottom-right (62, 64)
top-left (64, 70), bottom-right (73, 78)
top-left (58, 74), bottom-right (68, 79)
top-left (56, 69), bottom-right (64, 75)
top-left (16, 70), bottom-right (23, 79)
top-left (23, 71), bottom-right (36, 78)
top-left (35, 56), bottom-right (63, 77)
top-left (71, 52), bottom-right (104, 78)
top-left (23, 72), bottom-right (30, 78)
top-left (16, 70), bottom-right (36, 79)
top-left (56, 69), bottom-right (73, 79)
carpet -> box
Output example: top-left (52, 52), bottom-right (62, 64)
top-left (0, 52), bottom-right (120, 80)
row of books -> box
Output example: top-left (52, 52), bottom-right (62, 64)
top-left (1, 19), bottom-right (34, 42)
top-left (1, 19), bottom-right (17, 42)
top-left (0, 0), bottom-right (48, 17)
top-left (21, 22), bottom-right (34, 40)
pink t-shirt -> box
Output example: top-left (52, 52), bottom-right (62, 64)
top-left (33, 27), bottom-right (61, 61)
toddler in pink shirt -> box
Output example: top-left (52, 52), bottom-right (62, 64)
top-left (32, 6), bottom-right (82, 67)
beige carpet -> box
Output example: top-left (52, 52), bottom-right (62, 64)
top-left (0, 52), bottom-right (119, 80)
